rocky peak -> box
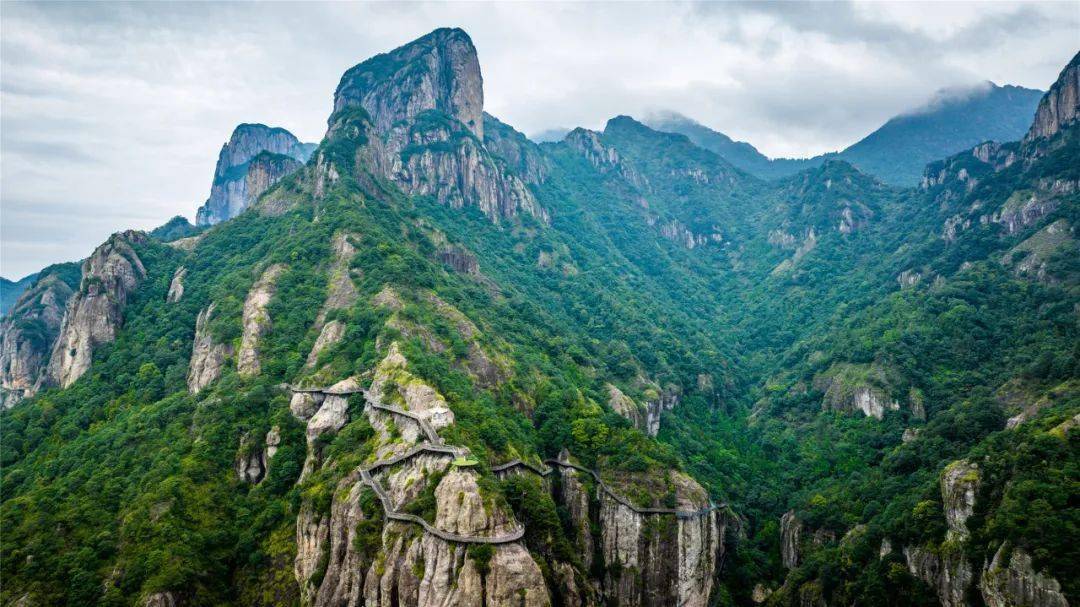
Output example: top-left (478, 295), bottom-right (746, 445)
top-left (0, 265), bottom-right (79, 407)
top-left (196, 124), bottom-right (314, 226)
top-left (1024, 51), bottom-right (1079, 143)
top-left (332, 27), bottom-right (483, 139)
top-left (46, 231), bottom-right (148, 388)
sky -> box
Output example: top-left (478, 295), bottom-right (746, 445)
top-left (2, 2), bottom-right (1077, 279)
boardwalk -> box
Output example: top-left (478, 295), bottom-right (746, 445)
top-left (292, 384), bottom-right (523, 544)
top-left (292, 383), bottom-right (721, 545)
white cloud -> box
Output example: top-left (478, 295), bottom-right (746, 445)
top-left (1, 1), bottom-right (1075, 278)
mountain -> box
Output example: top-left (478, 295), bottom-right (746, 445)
top-left (195, 124), bottom-right (316, 226)
top-left (0, 274), bottom-right (38, 315)
top-left (647, 82), bottom-right (1044, 185)
top-left (1, 29), bottom-right (1076, 607)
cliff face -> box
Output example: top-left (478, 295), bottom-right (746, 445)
top-left (195, 124), bottom-right (313, 226)
top-left (187, 303), bottom-right (233, 393)
top-left (0, 270), bottom-right (77, 407)
top-left (331, 28), bottom-right (544, 223)
top-left (1025, 52), bottom-right (1079, 143)
top-left (237, 264), bottom-right (286, 377)
top-left (294, 345), bottom-right (550, 607)
top-left (979, 543), bottom-right (1069, 607)
top-left (556, 464), bottom-right (724, 607)
top-left (46, 231), bottom-right (148, 389)
top-left (333, 28), bottom-right (483, 140)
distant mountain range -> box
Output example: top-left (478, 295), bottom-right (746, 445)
top-left (645, 82), bottom-right (1044, 185)
top-left (0, 274), bottom-right (38, 315)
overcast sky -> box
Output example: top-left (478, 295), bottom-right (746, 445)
top-left (2, 2), bottom-right (1077, 279)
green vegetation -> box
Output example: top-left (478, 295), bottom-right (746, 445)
top-left (0, 59), bottom-right (1076, 607)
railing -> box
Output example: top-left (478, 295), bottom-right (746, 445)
top-left (291, 383), bottom-right (722, 529)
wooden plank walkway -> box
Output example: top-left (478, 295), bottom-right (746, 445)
top-left (291, 383), bottom-right (722, 535)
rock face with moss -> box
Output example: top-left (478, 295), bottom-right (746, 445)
top-left (332, 27), bottom-right (545, 222)
top-left (556, 464), bottom-right (723, 607)
top-left (46, 231), bottom-right (148, 388)
top-left (195, 124), bottom-right (314, 226)
top-left (187, 303), bottom-right (233, 393)
top-left (237, 264), bottom-right (286, 377)
top-left (1025, 52), bottom-right (1079, 142)
top-left (979, 543), bottom-right (1069, 607)
top-left (903, 459), bottom-right (981, 607)
top-left (294, 345), bottom-right (550, 607)
top-left (0, 268), bottom-right (78, 407)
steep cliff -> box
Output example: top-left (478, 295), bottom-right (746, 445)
top-left (0, 265), bottom-right (79, 407)
top-left (195, 124), bottom-right (314, 226)
top-left (980, 543), bottom-right (1069, 607)
top-left (1025, 52), bottom-right (1079, 143)
top-left (237, 264), bottom-right (286, 377)
top-left (331, 28), bottom-right (544, 222)
top-left (187, 303), bottom-right (234, 393)
top-left (45, 231), bottom-right (148, 388)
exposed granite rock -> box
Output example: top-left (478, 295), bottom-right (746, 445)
top-left (904, 546), bottom-right (974, 607)
top-left (46, 231), bottom-right (148, 388)
top-left (941, 459), bottom-right (979, 543)
top-left (305, 233), bottom-right (359, 369)
top-left (980, 543), bottom-right (1069, 607)
top-left (989, 191), bottom-right (1060, 235)
top-left (333, 28), bottom-right (484, 140)
top-left (166, 267), bottom-right (186, 303)
top-left (236, 432), bottom-right (268, 484)
top-left (1025, 52), bottom-right (1079, 143)
top-left (483, 112), bottom-right (548, 184)
top-left (564, 127), bottom-right (649, 190)
top-left (310, 471), bottom-right (368, 607)
top-left (437, 244), bottom-right (480, 275)
top-left (0, 271), bottom-right (76, 407)
top-left (814, 363), bottom-right (900, 420)
top-left (607, 383), bottom-right (646, 432)
top-left (294, 498), bottom-right (331, 604)
top-left (331, 28), bottom-right (544, 223)
top-left (195, 124), bottom-right (313, 226)
top-left (781, 510), bottom-right (803, 570)
top-left (238, 264), bottom-right (286, 377)
top-left (595, 471), bottom-right (722, 607)
top-left (1005, 219), bottom-right (1075, 283)
top-left (305, 321), bottom-right (346, 369)
top-left (187, 303), bottom-right (233, 393)
top-left (638, 379), bottom-right (680, 437)
top-left (898, 269), bottom-right (923, 289)
top-left (143, 592), bottom-right (179, 607)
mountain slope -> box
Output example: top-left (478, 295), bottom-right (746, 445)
top-left (1, 274), bottom-right (38, 315)
top-left (0, 30), bottom-right (1076, 607)
top-left (647, 82), bottom-right (1043, 185)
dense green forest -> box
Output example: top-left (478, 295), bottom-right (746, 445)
top-left (1, 29), bottom-right (1075, 607)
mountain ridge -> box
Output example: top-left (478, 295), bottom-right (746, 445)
top-left (1, 29), bottom-right (1076, 607)
top-left (645, 81), bottom-right (1044, 185)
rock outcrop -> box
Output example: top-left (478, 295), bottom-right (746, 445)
top-left (814, 363), bottom-right (901, 420)
top-left (167, 267), bottom-right (186, 303)
top-left (304, 234), bottom-right (359, 370)
top-left (143, 592), bottom-right (179, 607)
top-left (979, 543), bottom-right (1069, 607)
top-left (1024, 51), bottom-right (1079, 143)
top-left (46, 231), bottom-right (148, 388)
top-left (0, 269), bottom-right (77, 407)
top-left (941, 459), bottom-right (979, 543)
top-left (555, 463), bottom-right (723, 607)
top-left (187, 303), bottom-right (234, 393)
top-left (330, 28), bottom-right (544, 223)
top-left (294, 344), bottom-right (550, 607)
top-left (781, 510), bottom-right (803, 570)
top-left (904, 546), bottom-right (974, 607)
top-left (902, 459), bottom-right (983, 607)
top-left (237, 264), bottom-right (286, 377)
top-left (195, 124), bottom-right (314, 226)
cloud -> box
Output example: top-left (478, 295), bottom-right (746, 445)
top-left (1, 1), bottom-right (1076, 277)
